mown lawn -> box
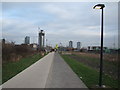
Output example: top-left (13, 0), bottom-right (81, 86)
top-left (2, 53), bottom-right (43, 84)
top-left (61, 55), bottom-right (118, 89)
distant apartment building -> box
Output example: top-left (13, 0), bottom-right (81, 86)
top-left (77, 42), bottom-right (81, 50)
top-left (88, 46), bottom-right (107, 51)
top-left (25, 36), bottom-right (30, 44)
top-left (69, 41), bottom-right (73, 48)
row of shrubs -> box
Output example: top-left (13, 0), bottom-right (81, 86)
top-left (2, 42), bottom-right (37, 63)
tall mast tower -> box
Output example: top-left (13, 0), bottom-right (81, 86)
top-left (38, 27), bottom-right (45, 50)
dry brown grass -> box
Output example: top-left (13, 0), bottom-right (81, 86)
top-left (2, 43), bottom-right (37, 63)
top-left (62, 51), bottom-right (118, 79)
top-left (71, 52), bottom-right (117, 62)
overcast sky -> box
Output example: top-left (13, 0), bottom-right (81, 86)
top-left (1, 2), bottom-right (118, 48)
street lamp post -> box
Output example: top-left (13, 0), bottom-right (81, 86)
top-left (93, 4), bottom-right (105, 87)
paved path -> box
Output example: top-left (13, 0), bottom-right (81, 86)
top-left (45, 52), bottom-right (87, 88)
top-left (3, 52), bottom-right (54, 88)
top-left (2, 52), bottom-right (87, 88)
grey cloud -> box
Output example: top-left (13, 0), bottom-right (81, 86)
top-left (2, 2), bottom-right (118, 48)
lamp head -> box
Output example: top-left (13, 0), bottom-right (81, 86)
top-left (93, 4), bottom-right (105, 9)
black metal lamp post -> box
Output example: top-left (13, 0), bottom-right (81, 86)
top-left (93, 4), bottom-right (105, 87)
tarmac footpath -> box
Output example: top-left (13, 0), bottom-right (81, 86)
top-left (2, 52), bottom-right (54, 88)
top-left (2, 52), bottom-right (88, 89)
top-left (45, 52), bottom-right (88, 88)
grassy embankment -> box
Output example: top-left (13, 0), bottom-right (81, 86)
top-left (61, 55), bottom-right (118, 89)
top-left (69, 53), bottom-right (118, 79)
top-left (75, 53), bottom-right (117, 69)
top-left (2, 53), bottom-right (44, 84)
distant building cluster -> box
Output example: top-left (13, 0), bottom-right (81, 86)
top-left (58, 41), bottom-right (118, 54)
top-left (1, 28), bottom-right (119, 54)
top-left (68, 41), bottom-right (81, 51)
top-left (88, 46), bottom-right (107, 51)
top-left (58, 41), bottom-right (82, 51)
top-left (23, 30), bottom-right (46, 51)
top-left (22, 30), bottom-right (51, 52)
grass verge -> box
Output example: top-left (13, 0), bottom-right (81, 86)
top-left (70, 54), bottom-right (118, 79)
top-left (2, 53), bottom-right (43, 84)
top-left (61, 55), bottom-right (118, 89)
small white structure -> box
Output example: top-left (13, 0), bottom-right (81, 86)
top-left (30, 43), bottom-right (37, 50)
top-left (88, 46), bottom-right (107, 51)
